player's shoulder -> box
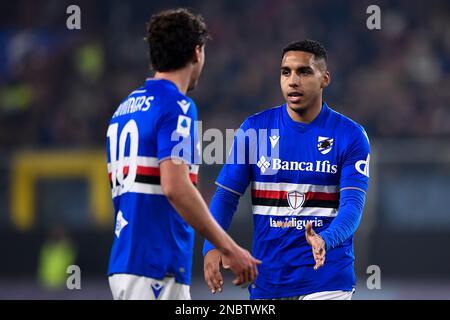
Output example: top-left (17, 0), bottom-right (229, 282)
top-left (327, 104), bottom-right (368, 138)
top-left (161, 91), bottom-right (196, 115)
top-left (244, 105), bottom-right (283, 128)
top-left (145, 79), bottom-right (197, 116)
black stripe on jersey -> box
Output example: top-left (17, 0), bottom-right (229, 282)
top-left (305, 200), bottom-right (339, 208)
top-left (252, 198), bottom-right (289, 207)
top-left (110, 175), bottom-right (197, 188)
top-left (135, 175), bottom-right (161, 185)
top-left (252, 197), bottom-right (339, 209)
top-left (109, 175), bottom-right (159, 187)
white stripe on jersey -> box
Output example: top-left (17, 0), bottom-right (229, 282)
top-left (108, 156), bottom-right (159, 172)
top-left (112, 182), bottom-right (164, 198)
top-left (252, 205), bottom-right (338, 217)
top-left (252, 181), bottom-right (338, 193)
top-left (108, 156), bottom-right (199, 174)
top-left (190, 164), bottom-right (199, 174)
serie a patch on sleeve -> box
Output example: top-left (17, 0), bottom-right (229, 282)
top-left (176, 115), bottom-right (192, 137)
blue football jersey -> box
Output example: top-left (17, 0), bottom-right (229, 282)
top-left (216, 102), bottom-right (370, 299)
top-left (106, 78), bottom-right (200, 285)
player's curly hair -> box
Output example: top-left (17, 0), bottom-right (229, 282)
top-left (146, 8), bottom-right (210, 72)
top-left (282, 39), bottom-right (328, 63)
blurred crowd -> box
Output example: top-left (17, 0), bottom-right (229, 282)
top-left (0, 0), bottom-right (449, 153)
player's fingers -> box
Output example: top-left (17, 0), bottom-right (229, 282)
top-left (248, 260), bottom-right (257, 283)
top-left (204, 271), bottom-right (216, 293)
top-left (232, 272), bottom-right (244, 286)
top-left (314, 256), bottom-right (325, 270)
top-left (312, 250), bottom-right (321, 269)
top-left (205, 262), bottom-right (221, 293)
top-left (314, 259), bottom-right (321, 270)
top-left (253, 257), bottom-right (262, 265)
top-left (212, 268), bottom-right (224, 292)
top-left (250, 253), bottom-right (262, 281)
top-left (254, 257), bottom-right (261, 277)
top-left (305, 221), bottom-right (313, 236)
top-left (245, 265), bottom-right (252, 284)
top-left (208, 270), bottom-right (220, 293)
top-left (222, 257), bottom-right (231, 269)
top-left (318, 250), bottom-right (326, 259)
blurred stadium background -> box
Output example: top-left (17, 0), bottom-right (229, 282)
top-left (0, 0), bottom-right (449, 299)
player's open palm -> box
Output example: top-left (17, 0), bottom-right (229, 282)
top-left (305, 221), bottom-right (326, 270)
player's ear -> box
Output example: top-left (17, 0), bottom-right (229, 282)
top-left (321, 70), bottom-right (331, 88)
top-left (192, 45), bottom-right (202, 64)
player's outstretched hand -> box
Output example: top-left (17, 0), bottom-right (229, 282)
top-left (305, 221), bottom-right (326, 270)
top-left (225, 245), bottom-right (261, 287)
top-left (204, 249), bottom-right (225, 294)
top-left (204, 246), bottom-right (261, 293)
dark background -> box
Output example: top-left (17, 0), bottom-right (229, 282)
top-left (0, 0), bottom-right (449, 299)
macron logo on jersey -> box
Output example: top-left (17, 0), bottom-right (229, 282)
top-left (269, 135), bottom-right (280, 149)
top-left (151, 281), bottom-right (164, 299)
top-left (176, 100), bottom-right (192, 137)
top-left (177, 100), bottom-right (190, 114)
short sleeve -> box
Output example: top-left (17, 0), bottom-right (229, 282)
top-left (156, 98), bottom-right (199, 164)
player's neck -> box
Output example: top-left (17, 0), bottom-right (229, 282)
top-left (153, 69), bottom-right (191, 94)
top-left (287, 98), bottom-right (323, 124)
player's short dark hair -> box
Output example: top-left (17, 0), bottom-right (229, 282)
top-left (146, 8), bottom-right (210, 72)
top-left (282, 39), bottom-right (327, 64)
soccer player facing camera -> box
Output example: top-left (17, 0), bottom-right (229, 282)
top-left (203, 40), bottom-right (370, 300)
top-left (106, 8), bottom-right (260, 300)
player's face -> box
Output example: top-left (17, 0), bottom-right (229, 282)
top-left (188, 45), bottom-right (205, 91)
top-left (280, 51), bottom-right (330, 112)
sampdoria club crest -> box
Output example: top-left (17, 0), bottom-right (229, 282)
top-left (317, 136), bottom-right (334, 155)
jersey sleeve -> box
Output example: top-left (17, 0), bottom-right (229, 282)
top-left (156, 98), bottom-right (199, 165)
top-left (340, 125), bottom-right (371, 193)
top-left (215, 119), bottom-right (253, 196)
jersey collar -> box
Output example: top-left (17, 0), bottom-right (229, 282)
top-left (282, 101), bottom-right (330, 133)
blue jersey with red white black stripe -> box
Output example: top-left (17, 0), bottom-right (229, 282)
top-left (214, 102), bottom-right (370, 299)
top-left (106, 78), bottom-right (200, 285)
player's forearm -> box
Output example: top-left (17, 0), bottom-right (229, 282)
top-left (164, 181), bottom-right (237, 254)
top-left (203, 186), bottom-right (240, 255)
top-left (319, 188), bottom-right (365, 250)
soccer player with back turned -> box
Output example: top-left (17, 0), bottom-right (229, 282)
top-left (203, 40), bottom-right (370, 300)
top-left (106, 8), bottom-right (260, 300)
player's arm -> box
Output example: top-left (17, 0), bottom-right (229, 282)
top-left (203, 186), bottom-right (241, 293)
top-left (160, 159), bottom-right (260, 286)
top-left (157, 102), bottom-right (259, 286)
top-left (307, 126), bottom-right (371, 270)
top-left (202, 119), bottom-right (253, 293)
top-left (306, 189), bottom-right (366, 270)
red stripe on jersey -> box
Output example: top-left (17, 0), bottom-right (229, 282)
top-left (305, 192), bottom-right (339, 201)
top-left (252, 189), bottom-right (338, 201)
top-left (109, 166), bottom-right (198, 184)
top-left (251, 190), bottom-right (287, 199)
top-left (189, 173), bottom-right (198, 184)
